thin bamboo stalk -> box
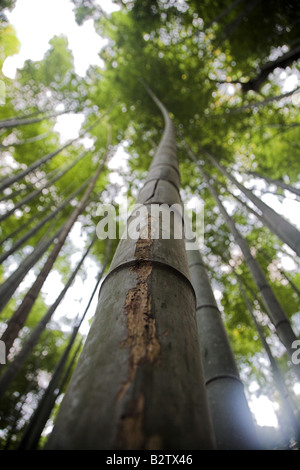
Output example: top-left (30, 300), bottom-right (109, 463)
top-left (46, 87), bottom-right (215, 450)
top-left (186, 236), bottom-right (259, 449)
top-left (0, 235), bottom-right (97, 399)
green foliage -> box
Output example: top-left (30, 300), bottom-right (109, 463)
top-left (0, 23), bottom-right (19, 71)
top-left (0, 0), bottom-right (299, 449)
top-left (0, 0), bottom-right (16, 22)
top-left (71, 0), bottom-right (105, 25)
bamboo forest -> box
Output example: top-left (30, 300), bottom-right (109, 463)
top-left (0, 0), bottom-right (300, 452)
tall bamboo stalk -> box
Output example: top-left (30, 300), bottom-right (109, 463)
top-left (46, 88), bottom-right (215, 450)
top-left (186, 144), bottom-right (299, 377)
top-left (0, 163), bottom-right (58, 204)
top-left (0, 223), bottom-right (62, 317)
top-left (0, 151), bottom-right (107, 349)
top-left (0, 139), bottom-right (78, 193)
top-left (212, 181), bottom-right (300, 298)
top-left (0, 235), bottom-right (97, 399)
top-left (210, 87), bottom-right (300, 117)
top-left (0, 179), bottom-right (78, 247)
top-left (0, 118), bottom-right (100, 193)
top-left (0, 109), bottom-right (69, 130)
top-left (0, 131), bottom-right (50, 149)
top-left (0, 150), bottom-right (87, 223)
top-left (186, 239), bottom-right (259, 449)
top-left (216, 0), bottom-right (261, 48)
top-left (0, 178), bottom-right (90, 265)
top-left (233, 270), bottom-right (300, 445)
top-left (258, 248), bottom-right (300, 298)
top-left (18, 241), bottom-right (112, 449)
top-left (247, 170), bottom-right (300, 198)
top-left (205, 0), bottom-right (246, 30)
top-left (207, 152), bottom-right (300, 256)
top-left (230, 192), bottom-right (300, 297)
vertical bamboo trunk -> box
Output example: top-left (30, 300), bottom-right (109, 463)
top-left (223, 87), bottom-right (300, 114)
top-left (0, 176), bottom-right (86, 246)
top-left (186, 242), bottom-right (259, 449)
top-left (0, 153), bottom-right (107, 347)
top-left (233, 271), bottom-right (300, 445)
top-left (0, 162), bottom-right (63, 204)
top-left (0, 210), bottom-right (37, 245)
top-left (18, 243), bottom-right (111, 450)
top-left (46, 90), bottom-right (215, 450)
top-left (258, 248), bottom-right (300, 298)
top-left (17, 336), bottom-right (81, 450)
top-left (0, 109), bottom-right (68, 129)
top-left (0, 235), bottom-right (96, 399)
top-left (0, 150), bottom-right (87, 223)
top-left (207, 153), bottom-right (300, 256)
top-left (0, 224), bottom-right (62, 318)
top-left (217, 183), bottom-right (300, 297)
top-left (0, 178), bottom-right (90, 266)
top-left (0, 187), bottom-right (27, 204)
top-left (3, 388), bottom-right (29, 449)
top-left (185, 144), bottom-right (299, 377)
top-left (247, 171), bottom-right (300, 198)
top-left (0, 131), bottom-right (50, 149)
top-left (0, 139), bottom-right (79, 193)
top-left (202, 171), bottom-right (300, 377)
top-left (240, 42), bottom-right (300, 93)
top-left (0, 118), bottom-right (100, 193)
top-left (231, 193), bottom-right (300, 297)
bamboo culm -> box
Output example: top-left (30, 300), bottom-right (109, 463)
top-left (0, 150), bottom-right (87, 223)
top-left (218, 184), bottom-right (300, 297)
top-left (186, 238), bottom-right (260, 449)
top-left (0, 179), bottom-right (81, 247)
top-left (0, 116), bottom-right (100, 193)
top-left (0, 153), bottom-right (107, 351)
top-left (0, 224), bottom-right (63, 318)
top-left (203, 171), bottom-right (300, 377)
top-left (234, 270), bottom-right (300, 445)
top-left (216, 0), bottom-right (261, 48)
top-left (18, 340), bottom-right (82, 450)
top-left (247, 170), bottom-right (300, 198)
top-left (0, 163), bottom-right (61, 204)
top-left (258, 248), bottom-right (300, 298)
top-left (46, 86), bottom-right (215, 450)
top-left (0, 131), bottom-right (50, 149)
top-left (17, 241), bottom-right (112, 449)
top-left (205, 0), bottom-right (246, 30)
top-left (0, 178), bottom-right (90, 265)
top-left (0, 138), bottom-right (79, 193)
top-left (185, 144), bottom-right (299, 377)
top-left (207, 153), bottom-right (300, 256)
top-left (0, 108), bottom-right (69, 130)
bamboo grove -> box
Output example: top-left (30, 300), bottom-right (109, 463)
top-left (0, 0), bottom-right (300, 450)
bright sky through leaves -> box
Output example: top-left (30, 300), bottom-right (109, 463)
top-left (3, 0), bottom-right (119, 78)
